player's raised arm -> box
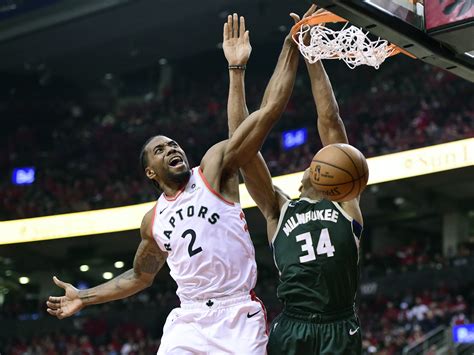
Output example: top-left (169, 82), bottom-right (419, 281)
top-left (222, 13), bottom-right (283, 230)
top-left (46, 209), bottom-right (167, 319)
top-left (221, 7), bottom-right (316, 230)
top-left (305, 33), bottom-right (363, 217)
top-left (219, 22), bottom-right (300, 173)
top-left (201, 15), bottom-right (300, 199)
top-left (223, 13), bottom-right (251, 137)
top-left (306, 54), bottom-right (348, 146)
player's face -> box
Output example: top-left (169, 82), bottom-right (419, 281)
top-left (144, 135), bottom-right (190, 186)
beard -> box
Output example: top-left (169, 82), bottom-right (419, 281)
top-left (166, 168), bottom-right (191, 185)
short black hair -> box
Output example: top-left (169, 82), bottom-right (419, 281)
top-left (139, 136), bottom-right (162, 193)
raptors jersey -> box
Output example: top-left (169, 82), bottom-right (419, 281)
top-left (151, 167), bottom-right (257, 302)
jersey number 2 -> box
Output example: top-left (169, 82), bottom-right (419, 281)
top-left (296, 228), bottom-right (335, 263)
top-left (181, 229), bottom-right (203, 257)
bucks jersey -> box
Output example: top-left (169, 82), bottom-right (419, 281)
top-left (272, 197), bottom-right (362, 314)
top-left (151, 167), bottom-right (257, 302)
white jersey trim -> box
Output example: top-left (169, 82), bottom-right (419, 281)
top-left (330, 201), bottom-right (354, 222)
top-left (197, 167), bottom-right (237, 206)
top-left (270, 200), bottom-right (291, 246)
top-left (300, 197), bottom-right (322, 204)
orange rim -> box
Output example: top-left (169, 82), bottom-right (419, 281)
top-left (290, 10), bottom-right (416, 59)
top-left (290, 11), bottom-right (347, 37)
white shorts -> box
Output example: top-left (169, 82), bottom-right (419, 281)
top-left (157, 291), bottom-right (268, 355)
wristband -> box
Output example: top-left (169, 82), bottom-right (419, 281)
top-left (228, 65), bottom-right (246, 70)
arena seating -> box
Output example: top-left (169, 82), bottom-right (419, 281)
top-left (1, 57), bottom-right (472, 220)
top-left (1, 251), bottom-right (472, 354)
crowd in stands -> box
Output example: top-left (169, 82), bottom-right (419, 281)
top-left (362, 240), bottom-right (474, 278)
top-left (2, 279), bottom-right (473, 354)
top-left (360, 283), bottom-right (473, 354)
top-left (1, 53), bottom-right (473, 220)
top-left (5, 325), bottom-right (160, 355)
top-left (2, 247), bottom-right (473, 354)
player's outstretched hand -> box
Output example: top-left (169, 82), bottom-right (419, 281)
top-left (289, 5), bottom-right (323, 45)
top-left (46, 276), bottom-right (84, 319)
top-left (223, 13), bottom-right (251, 66)
top-left (289, 4), bottom-right (318, 25)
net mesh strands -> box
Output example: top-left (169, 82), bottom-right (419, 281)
top-left (291, 11), bottom-right (415, 69)
top-left (295, 24), bottom-right (398, 69)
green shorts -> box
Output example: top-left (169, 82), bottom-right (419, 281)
top-left (267, 307), bottom-right (361, 355)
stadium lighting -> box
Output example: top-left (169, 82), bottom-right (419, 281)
top-left (79, 265), bottom-right (90, 272)
top-left (0, 138), bottom-right (472, 245)
top-left (102, 272), bottom-right (113, 280)
top-left (19, 277), bottom-right (30, 284)
top-left (114, 261), bottom-right (125, 269)
top-left (394, 197), bottom-right (405, 206)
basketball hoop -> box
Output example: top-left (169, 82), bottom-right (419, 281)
top-left (290, 11), bottom-right (416, 69)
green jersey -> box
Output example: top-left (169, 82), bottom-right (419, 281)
top-left (272, 198), bottom-right (362, 314)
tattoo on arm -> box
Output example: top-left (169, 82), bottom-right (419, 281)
top-left (137, 254), bottom-right (162, 274)
top-left (133, 239), bottom-right (165, 278)
top-left (78, 290), bottom-right (93, 303)
top-left (114, 269), bottom-right (136, 290)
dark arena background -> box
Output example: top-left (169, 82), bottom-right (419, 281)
top-left (0, 0), bottom-right (473, 354)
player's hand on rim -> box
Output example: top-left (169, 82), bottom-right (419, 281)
top-left (223, 13), bottom-right (251, 66)
top-left (289, 4), bottom-right (319, 24)
top-left (289, 5), bottom-right (324, 45)
top-left (46, 276), bottom-right (84, 319)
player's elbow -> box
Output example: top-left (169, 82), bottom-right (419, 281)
top-left (139, 274), bottom-right (155, 289)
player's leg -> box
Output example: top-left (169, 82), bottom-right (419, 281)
top-left (206, 295), bottom-right (268, 354)
top-left (267, 313), bottom-right (318, 355)
top-left (318, 316), bottom-right (362, 355)
top-left (157, 308), bottom-right (207, 355)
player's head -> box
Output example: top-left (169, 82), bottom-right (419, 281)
top-left (140, 135), bottom-right (191, 190)
top-left (298, 167), bottom-right (320, 199)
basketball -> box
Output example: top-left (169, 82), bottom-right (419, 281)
top-left (310, 143), bottom-right (369, 202)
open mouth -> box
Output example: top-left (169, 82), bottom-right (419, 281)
top-left (168, 156), bottom-right (184, 168)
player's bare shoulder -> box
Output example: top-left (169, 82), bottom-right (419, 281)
top-left (141, 206), bottom-right (158, 241)
top-left (200, 140), bottom-right (239, 202)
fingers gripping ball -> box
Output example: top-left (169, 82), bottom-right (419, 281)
top-left (310, 144), bottom-right (369, 202)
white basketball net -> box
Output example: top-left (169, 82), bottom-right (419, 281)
top-left (294, 23), bottom-right (397, 69)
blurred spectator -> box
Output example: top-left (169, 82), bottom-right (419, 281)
top-left (1, 56), bottom-right (472, 220)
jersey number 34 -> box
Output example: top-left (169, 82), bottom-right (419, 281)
top-left (296, 228), bottom-right (335, 263)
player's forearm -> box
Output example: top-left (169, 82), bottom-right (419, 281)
top-left (306, 60), bottom-right (348, 145)
top-left (77, 269), bottom-right (150, 306)
top-left (223, 36), bottom-right (299, 170)
top-left (261, 36), bottom-right (299, 115)
top-left (227, 69), bottom-right (249, 137)
top-left (306, 60), bottom-right (340, 120)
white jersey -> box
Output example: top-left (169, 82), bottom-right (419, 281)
top-left (151, 167), bottom-right (257, 302)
